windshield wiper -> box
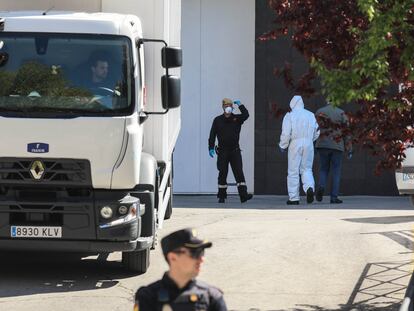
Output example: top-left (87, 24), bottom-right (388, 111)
top-left (0, 107), bottom-right (27, 112)
top-left (0, 106), bottom-right (122, 115)
top-left (22, 106), bottom-right (78, 113)
top-left (9, 106), bottom-right (96, 114)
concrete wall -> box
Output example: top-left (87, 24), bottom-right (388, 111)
top-left (175, 0), bottom-right (255, 193)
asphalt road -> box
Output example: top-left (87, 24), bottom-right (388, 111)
top-left (1, 195), bottom-right (414, 311)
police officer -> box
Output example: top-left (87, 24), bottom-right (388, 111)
top-left (208, 98), bottom-right (253, 203)
top-left (134, 228), bottom-right (227, 311)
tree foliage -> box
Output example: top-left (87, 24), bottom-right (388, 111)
top-left (261, 0), bottom-right (414, 171)
top-left (7, 61), bottom-right (90, 98)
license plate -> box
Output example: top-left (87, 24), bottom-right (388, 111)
top-left (10, 226), bottom-right (62, 238)
top-left (403, 173), bottom-right (414, 181)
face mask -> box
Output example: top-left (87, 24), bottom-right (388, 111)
top-left (224, 106), bottom-right (233, 114)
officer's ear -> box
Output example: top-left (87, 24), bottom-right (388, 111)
top-left (166, 252), bottom-right (176, 265)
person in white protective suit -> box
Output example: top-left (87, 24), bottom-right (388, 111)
top-left (279, 95), bottom-right (320, 205)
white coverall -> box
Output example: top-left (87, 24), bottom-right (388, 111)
top-left (279, 96), bottom-right (320, 201)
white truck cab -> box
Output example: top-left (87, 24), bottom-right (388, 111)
top-left (0, 11), bottom-right (182, 273)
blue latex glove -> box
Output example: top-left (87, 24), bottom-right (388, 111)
top-left (347, 151), bottom-right (353, 160)
top-left (279, 146), bottom-right (287, 153)
top-left (233, 100), bottom-right (241, 106)
top-left (209, 149), bottom-right (215, 158)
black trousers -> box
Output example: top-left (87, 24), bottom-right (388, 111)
top-left (217, 148), bottom-right (246, 187)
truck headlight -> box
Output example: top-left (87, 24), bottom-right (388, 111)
top-left (100, 206), bottom-right (113, 219)
top-left (118, 205), bottom-right (128, 215)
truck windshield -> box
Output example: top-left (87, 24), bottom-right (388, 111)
top-left (0, 33), bottom-right (134, 117)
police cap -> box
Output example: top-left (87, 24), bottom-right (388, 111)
top-left (161, 228), bottom-right (212, 256)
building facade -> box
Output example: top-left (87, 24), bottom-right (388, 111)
top-left (175, 0), bottom-right (398, 195)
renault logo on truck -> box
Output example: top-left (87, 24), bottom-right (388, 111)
top-left (30, 160), bottom-right (45, 180)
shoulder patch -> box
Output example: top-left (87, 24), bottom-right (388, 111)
top-left (194, 280), bottom-right (224, 296)
top-left (194, 280), bottom-right (209, 289)
top-left (208, 285), bottom-right (224, 296)
top-left (136, 280), bottom-right (162, 300)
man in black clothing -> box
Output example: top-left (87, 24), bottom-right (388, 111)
top-left (208, 98), bottom-right (253, 203)
top-left (85, 51), bottom-right (112, 90)
top-left (134, 228), bottom-right (227, 311)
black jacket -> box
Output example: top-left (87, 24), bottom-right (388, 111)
top-left (208, 105), bottom-right (249, 151)
top-left (135, 273), bottom-right (227, 311)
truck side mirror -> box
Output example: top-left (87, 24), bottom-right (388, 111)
top-left (137, 38), bottom-right (182, 114)
top-left (0, 41), bottom-right (8, 67)
top-left (161, 75), bottom-right (181, 109)
top-left (0, 52), bottom-right (8, 67)
top-left (161, 47), bottom-right (182, 68)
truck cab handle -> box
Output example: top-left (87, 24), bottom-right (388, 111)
top-left (139, 111), bottom-right (149, 124)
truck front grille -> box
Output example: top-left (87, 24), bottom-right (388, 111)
top-left (0, 186), bottom-right (95, 239)
top-left (0, 158), bottom-right (91, 186)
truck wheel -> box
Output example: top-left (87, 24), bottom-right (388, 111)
top-left (122, 247), bottom-right (150, 273)
top-left (164, 176), bottom-right (173, 219)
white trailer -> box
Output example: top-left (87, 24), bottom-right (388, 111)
top-left (0, 2), bottom-right (182, 273)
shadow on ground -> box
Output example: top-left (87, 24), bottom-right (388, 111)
top-left (343, 216), bottom-right (414, 224)
top-left (361, 229), bottom-right (414, 251)
top-left (229, 299), bottom-right (401, 311)
top-left (0, 251), bottom-right (135, 298)
top-left (233, 260), bottom-right (413, 311)
top-left (237, 302), bottom-right (400, 310)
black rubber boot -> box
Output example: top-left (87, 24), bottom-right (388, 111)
top-left (306, 188), bottom-right (314, 204)
top-left (330, 198), bottom-right (343, 204)
top-left (316, 187), bottom-right (324, 202)
top-left (238, 185), bottom-right (253, 203)
top-left (218, 188), bottom-right (227, 203)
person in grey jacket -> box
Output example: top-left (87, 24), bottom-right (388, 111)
top-left (315, 103), bottom-right (352, 204)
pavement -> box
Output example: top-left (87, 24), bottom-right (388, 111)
top-left (0, 195), bottom-right (414, 311)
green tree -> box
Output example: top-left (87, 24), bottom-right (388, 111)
top-left (262, 0), bottom-right (414, 170)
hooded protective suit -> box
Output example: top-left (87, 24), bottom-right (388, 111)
top-left (279, 96), bottom-right (320, 201)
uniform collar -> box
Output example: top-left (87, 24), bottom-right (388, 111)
top-left (162, 272), bottom-right (196, 292)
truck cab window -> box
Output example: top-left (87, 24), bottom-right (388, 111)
top-left (0, 33), bottom-right (134, 117)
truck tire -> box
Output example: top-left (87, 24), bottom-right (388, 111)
top-left (122, 247), bottom-right (150, 273)
top-left (164, 175), bottom-right (173, 219)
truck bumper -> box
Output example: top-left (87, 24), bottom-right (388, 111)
top-left (0, 236), bottom-right (152, 252)
top-left (0, 187), bottom-right (148, 252)
top-left (0, 158), bottom-right (153, 253)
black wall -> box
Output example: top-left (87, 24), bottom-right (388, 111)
top-left (254, 0), bottom-right (398, 196)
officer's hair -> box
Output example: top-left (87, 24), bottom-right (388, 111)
top-left (164, 248), bottom-right (180, 265)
